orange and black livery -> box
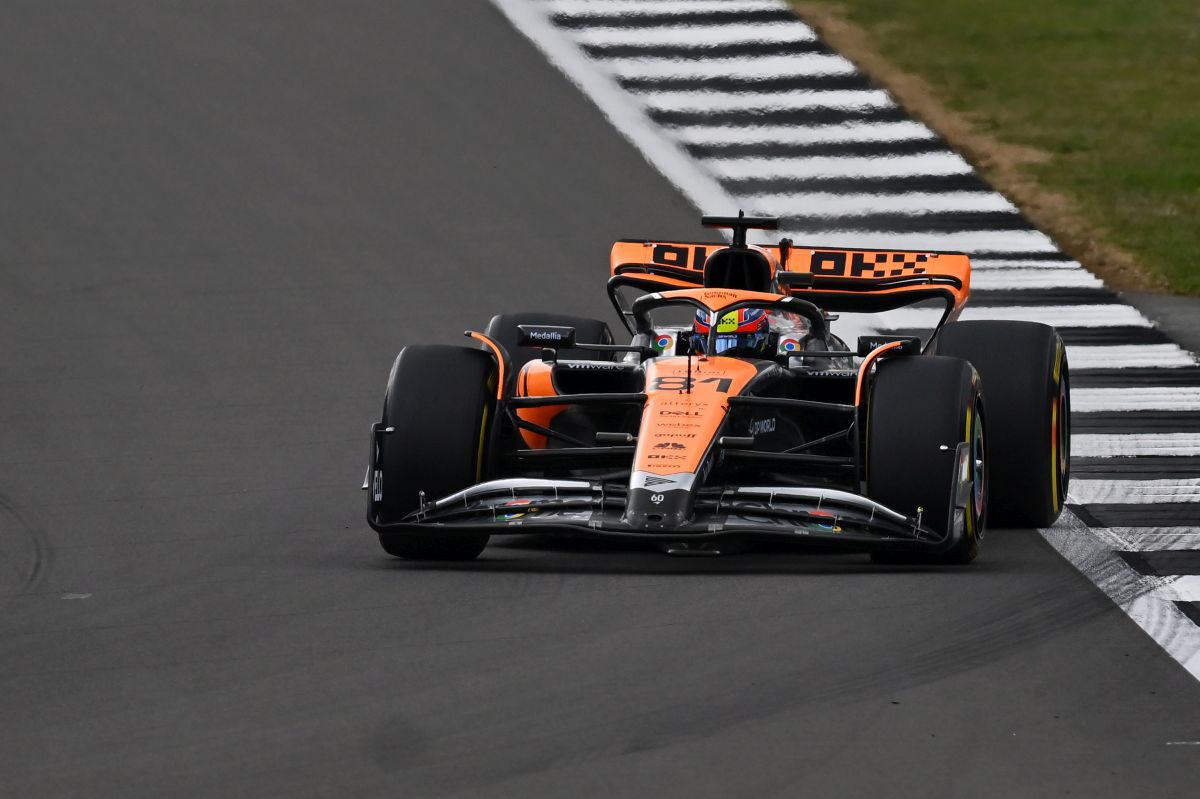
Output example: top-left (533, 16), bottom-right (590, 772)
top-left (365, 213), bottom-right (1069, 564)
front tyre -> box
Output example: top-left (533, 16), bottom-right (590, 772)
top-left (866, 357), bottom-right (986, 564)
top-left (370, 345), bottom-right (495, 560)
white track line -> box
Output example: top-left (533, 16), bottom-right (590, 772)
top-left (971, 269), bottom-right (1101, 290)
top-left (784, 229), bottom-right (1062, 253)
top-left (1072, 434), bottom-right (1200, 458)
top-left (1166, 577), bottom-right (1200, 602)
top-left (1040, 510), bottom-right (1200, 679)
top-left (781, 229), bottom-right (1061, 253)
top-left (547, 0), bottom-right (790, 16)
top-left (636, 88), bottom-right (894, 113)
top-left (671, 121), bottom-right (938, 146)
top-left (971, 258), bottom-right (1086, 269)
top-left (961, 304), bottom-right (1152, 326)
top-left (740, 191), bottom-right (1016, 217)
top-left (1073, 387), bottom-right (1200, 412)
top-left (706, 152), bottom-right (972, 180)
top-left (602, 53), bottom-right (856, 80)
top-left (491, 0), bottom-right (737, 216)
top-left (1066, 344), bottom-right (1196, 370)
top-left (572, 23), bottom-right (819, 49)
top-left (1069, 479), bottom-right (1200, 505)
top-left (1090, 528), bottom-right (1200, 552)
top-left (875, 303), bottom-right (1152, 329)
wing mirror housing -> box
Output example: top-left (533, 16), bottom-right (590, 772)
top-left (856, 335), bottom-right (922, 357)
top-left (517, 325), bottom-right (576, 348)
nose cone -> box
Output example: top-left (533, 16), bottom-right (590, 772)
top-left (623, 487), bottom-right (693, 531)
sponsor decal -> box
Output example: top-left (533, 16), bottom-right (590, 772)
top-left (653, 442), bottom-right (686, 450)
top-left (810, 509), bottom-right (842, 533)
top-left (658, 399), bottom-right (710, 407)
top-left (661, 410), bottom-right (703, 417)
top-left (651, 243), bottom-right (709, 271)
top-left (749, 417), bottom-right (776, 436)
top-left (779, 337), bottom-right (800, 354)
top-left (552, 510), bottom-right (593, 522)
top-left (654, 333), bottom-right (675, 353)
top-left (809, 250), bottom-right (930, 278)
top-left (500, 507), bottom-right (540, 521)
top-left (563, 361), bottom-right (626, 371)
top-left (371, 470), bottom-right (383, 502)
top-left (498, 499), bottom-right (540, 520)
top-left (527, 329), bottom-right (567, 341)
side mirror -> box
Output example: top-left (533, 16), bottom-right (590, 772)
top-left (517, 325), bottom-right (576, 348)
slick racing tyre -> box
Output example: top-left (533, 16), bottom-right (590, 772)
top-left (866, 356), bottom-right (986, 565)
top-left (484, 312), bottom-right (614, 372)
top-left (934, 321), bottom-right (1069, 528)
top-left (373, 345), bottom-right (494, 560)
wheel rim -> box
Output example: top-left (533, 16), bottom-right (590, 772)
top-left (1056, 371), bottom-right (1070, 502)
top-left (971, 402), bottom-right (986, 525)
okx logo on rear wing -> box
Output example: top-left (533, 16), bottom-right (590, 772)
top-left (609, 239), bottom-right (971, 329)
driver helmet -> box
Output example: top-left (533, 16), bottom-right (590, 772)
top-left (690, 308), bottom-right (772, 356)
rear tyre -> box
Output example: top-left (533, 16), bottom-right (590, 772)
top-left (372, 345), bottom-right (494, 560)
top-left (866, 357), bottom-right (986, 565)
top-left (484, 312), bottom-right (614, 372)
top-left (934, 321), bottom-right (1069, 528)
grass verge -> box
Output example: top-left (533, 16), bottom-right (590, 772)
top-left (793, 1), bottom-right (1200, 295)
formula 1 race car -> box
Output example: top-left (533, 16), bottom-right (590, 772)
top-left (364, 214), bottom-right (1070, 563)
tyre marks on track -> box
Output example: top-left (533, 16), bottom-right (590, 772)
top-left (0, 492), bottom-right (52, 595)
top-left (491, 0), bottom-right (1200, 678)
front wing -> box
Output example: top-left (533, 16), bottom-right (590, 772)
top-left (369, 478), bottom-right (961, 554)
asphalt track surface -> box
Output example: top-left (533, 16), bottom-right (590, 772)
top-left (1, 2), bottom-right (1198, 796)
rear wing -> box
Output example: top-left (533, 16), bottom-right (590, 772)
top-left (609, 239), bottom-right (971, 328)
